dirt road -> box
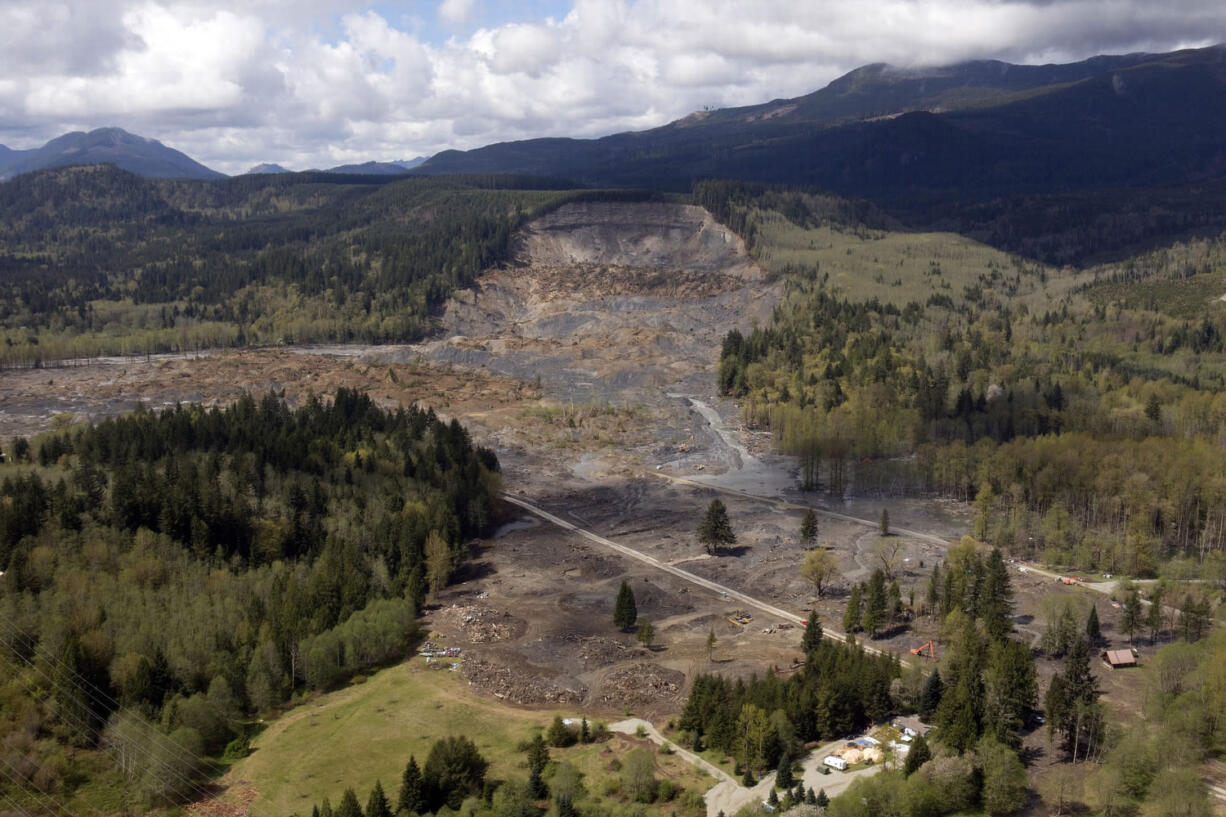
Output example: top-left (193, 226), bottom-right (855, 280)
top-left (610, 718), bottom-right (735, 785)
top-left (501, 493), bottom-right (912, 666)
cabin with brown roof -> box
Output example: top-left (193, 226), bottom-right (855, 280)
top-left (1101, 649), bottom-right (1137, 669)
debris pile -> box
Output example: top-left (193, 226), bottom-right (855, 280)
top-left (596, 663), bottom-right (685, 708)
top-left (578, 636), bottom-right (630, 667)
top-left (464, 657), bottom-right (586, 704)
top-left (440, 604), bottom-right (525, 643)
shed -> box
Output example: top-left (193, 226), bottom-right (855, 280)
top-left (1102, 649), bottom-right (1137, 669)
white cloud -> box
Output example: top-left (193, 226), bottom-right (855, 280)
top-left (438, 0), bottom-right (476, 25)
top-left (0, 0), bottom-right (1221, 174)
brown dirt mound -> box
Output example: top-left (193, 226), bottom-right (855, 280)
top-left (595, 663), bottom-right (686, 709)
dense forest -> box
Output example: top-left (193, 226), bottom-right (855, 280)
top-left (0, 167), bottom-right (594, 365)
top-left (707, 181), bottom-right (1226, 577)
top-left (0, 389), bottom-right (501, 809)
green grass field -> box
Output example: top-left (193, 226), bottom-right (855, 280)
top-left (226, 660), bottom-right (710, 817)
top-left (753, 214), bottom-right (1058, 307)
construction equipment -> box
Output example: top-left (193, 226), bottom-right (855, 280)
top-left (727, 610), bottom-right (754, 627)
top-left (910, 641), bottom-right (936, 660)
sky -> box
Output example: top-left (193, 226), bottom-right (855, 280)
top-left (0, 0), bottom-right (1221, 174)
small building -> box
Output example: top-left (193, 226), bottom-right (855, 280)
top-left (1102, 649), bottom-right (1137, 669)
top-left (893, 717), bottom-right (932, 737)
top-left (824, 755), bottom-right (848, 771)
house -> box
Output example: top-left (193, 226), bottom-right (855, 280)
top-left (893, 717), bottom-right (932, 737)
top-left (824, 755), bottom-right (848, 771)
top-left (1101, 649), bottom-right (1137, 669)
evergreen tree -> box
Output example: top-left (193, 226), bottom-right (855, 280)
top-left (741, 766), bottom-right (756, 787)
top-left (579, 718), bottom-right (591, 744)
top-left (1047, 637), bottom-right (1103, 762)
top-left (398, 756), bottom-right (425, 815)
top-left (903, 733), bottom-right (930, 776)
top-left (863, 570), bottom-right (887, 638)
top-left (805, 788), bottom-right (816, 805)
top-left (1085, 605), bottom-right (1102, 645)
top-left (547, 715), bottom-right (576, 748)
top-left (793, 783), bottom-right (805, 804)
top-left (336, 789), bottom-right (364, 817)
top-left (320, 797), bottom-right (334, 817)
top-left (879, 509), bottom-right (890, 537)
top-left (816, 789), bottom-right (829, 808)
top-left (887, 579), bottom-right (903, 623)
top-left (767, 788), bottom-right (779, 809)
top-left (801, 614), bottom-right (823, 654)
top-left (528, 765), bottom-right (549, 799)
top-left (526, 734), bottom-right (550, 773)
top-left (776, 752), bottom-right (793, 789)
top-left (919, 669), bottom-right (943, 720)
top-left (614, 580), bottom-right (637, 630)
top-left (843, 584), bottom-right (862, 633)
top-left (980, 548), bottom-right (1013, 641)
top-left (366, 781), bottom-right (392, 817)
top-left (698, 499), bottom-right (737, 555)
top-left (800, 509), bottom-right (818, 546)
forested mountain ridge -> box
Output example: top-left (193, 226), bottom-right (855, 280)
top-left (0, 388), bottom-right (501, 808)
top-left (0, 166), bottom-right (590, 365)
top-left (417, 46), bottom-right (1226, 204)
top-left (0, 127), bottom-right (224, 181)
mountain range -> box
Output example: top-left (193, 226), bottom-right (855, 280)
top-left (417, 45), bottom-right (1226, 201)
top-left (2, 45), bottom-right (1225, 207)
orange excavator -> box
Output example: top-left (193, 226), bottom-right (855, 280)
top-left (910, 641), bottom-right (936, 660)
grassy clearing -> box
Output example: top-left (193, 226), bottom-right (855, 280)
top-left (753, 214), bottom-right (1053, 307)
top-left (228, 661), bottom-right (571, 817)
top-left (227, 661), bottom-right (711, 817)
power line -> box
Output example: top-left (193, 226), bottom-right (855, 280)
top-left (0, 620), bottom-right (228, 780)
top-left (0, 631), bottom-right (217, 808)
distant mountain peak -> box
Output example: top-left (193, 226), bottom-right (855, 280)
top-left (0, 127), bottom-right (222, 181)
top-left (245, 163), bottom-right (291, 175)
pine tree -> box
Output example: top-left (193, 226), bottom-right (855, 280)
top-left (903, 733), bottom-right (930, 775)
top-left (1085, 605), bottom-right (1102, 645)
top-left (767, 788), bottom-right (779, 809)
top-left (742, 766), bottom-right (756, 787)
top-left (805, 788), bottom-right (816, 805)
top-left (919, 669), bottom-right (943, 720)
top-left (800, 509), bottom-right (818, 545)
top-left (528, 764), bottom-right (549, 799)
top-left (793, 783), bottom-right (805, 804)
top-left (698, 499), bottom-right (737, 554)
top-left (1120, 588), bottom-right (1142, 643)
top-left (556, 793), bottom-right (577, 817)
top-left (366, 781), bottom-right (392, 817)
top-left (636, 620), bottom-right (655, 647)
top-left (801, 614), bottom-right (823, 654)
top-left (399, 756), bottom-right (425, 815)
top-left (320, 797), bottom-right (334, 817)
top-left (526, 734), bottom-right (550, 773)
top-left (614, 580), bottom-right (637, 630)
top-left (336, 788), bottom-right (364, 817)
top-left (879, 508), bottom-right (890, 537)
top-left (864, 570), bottom-right (886, 638)
top-left (776, 752), bottom-right (793, 788)
top-left (843, 584), bottom-right (862, 633)
top-left (980, 548), bottom-right (1013, 641)
top-left (579, 718), bottom-right (591, 744)
top-left (816, 789), bottom-right (829, 808)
